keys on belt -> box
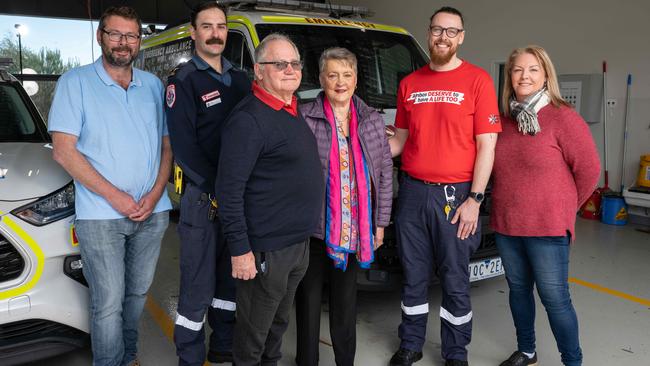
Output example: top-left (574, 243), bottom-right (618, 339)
top-left (443, 185), bottom-right (456, 221)
top-left (198, 193), bottom-right (218, 222)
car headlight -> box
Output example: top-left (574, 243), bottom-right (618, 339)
top-left (12, 182), bottom-right (75, 226)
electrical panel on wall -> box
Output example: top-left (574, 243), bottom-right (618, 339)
top-left (559, 74), bottom-right (603, 124)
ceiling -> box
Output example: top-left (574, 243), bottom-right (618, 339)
top-left (1, 0), bottom-right (326, 27)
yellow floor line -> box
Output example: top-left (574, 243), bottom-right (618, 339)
top-left (145, 296), bottom-right (211, 366)
top-left (569, 277), bottom-right (650, 307)
top-left (143, 278), bottom-right (648, 364)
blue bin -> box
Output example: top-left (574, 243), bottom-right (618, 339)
top-left (601, 195), bottom-right (628, 225)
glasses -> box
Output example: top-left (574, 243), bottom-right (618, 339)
top-left (258, 60), bottom-right (303, 71)
top-left (101, 29), bottom-right (141, 44)
top-left (429, 26), bottom-right (464, 38)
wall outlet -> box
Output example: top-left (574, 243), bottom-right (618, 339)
top-left (607, 99), bottom-right (617, 107)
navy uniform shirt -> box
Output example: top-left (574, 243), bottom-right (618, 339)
top-left (165, 55), bottom-right (251, 193)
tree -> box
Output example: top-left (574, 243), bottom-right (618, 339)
top-left (0, 34), bottom-right (80, 74)
top-left (0, 34), bottom-right (80, 122)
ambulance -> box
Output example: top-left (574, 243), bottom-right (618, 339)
top-left (137, 0), bottom-right (504, 290)
top-left (0, 59), bottom-right (88, 365)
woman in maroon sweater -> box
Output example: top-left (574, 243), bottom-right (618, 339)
top-left (490, 45), bottom-right (600, 366)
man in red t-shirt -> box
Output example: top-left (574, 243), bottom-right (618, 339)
top-left (388, 6), bottom-right (501, 366)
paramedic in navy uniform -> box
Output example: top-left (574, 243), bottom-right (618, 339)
top-left (164, 2), bottom-right (251, 365)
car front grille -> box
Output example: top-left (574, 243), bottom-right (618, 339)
top-left (0, 319), bottom-right (81, 344)
top-left (0, 319), bottom-right (89, 365)
top-left (0, 233), bottom-right (25, 282)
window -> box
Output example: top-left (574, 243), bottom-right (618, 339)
top-left (224, 30), bottom-right (254, 78)
top-left (0, 83), bottom-right (47, 142)
top-left (255, 24), bottom-right (428, 109)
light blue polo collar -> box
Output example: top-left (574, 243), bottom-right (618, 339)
top-left (93, 56), bottom-right (142, 87)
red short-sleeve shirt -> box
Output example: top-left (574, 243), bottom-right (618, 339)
top-left (395, 61), bottom-right (501, 183)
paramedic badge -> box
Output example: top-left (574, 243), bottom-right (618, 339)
top-left (166, 84), bottom-right (176, 108)
top-left (488, 114), bottom-right (500, 125)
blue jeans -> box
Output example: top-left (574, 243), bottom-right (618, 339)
top-left (495, 233), bottom-right (582, 366)
top-left (76, 212), bottom-right (169, 366)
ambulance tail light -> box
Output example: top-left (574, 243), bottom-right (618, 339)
top-left (12, 182), bottom-right (75, 226)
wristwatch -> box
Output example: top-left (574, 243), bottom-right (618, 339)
top-left (469, 192), bottom-right (485, 204)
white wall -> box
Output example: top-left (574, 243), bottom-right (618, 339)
top-left (353, 0), bottom-right (650, 190)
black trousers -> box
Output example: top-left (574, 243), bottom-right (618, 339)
top-left (174, 183), bottom-right (236, 366)
top-left (233, 239), bottom-right (310, 366)
top-left (396, 177), bottom-right (480, 361)
top-left (295, 238), bottom-right (359, 366)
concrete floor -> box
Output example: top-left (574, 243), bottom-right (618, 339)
top-left (38, 217), bottom-right (650, 366)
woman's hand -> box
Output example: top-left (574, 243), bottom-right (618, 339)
top-left (374, 227), bottom-right (385, 250)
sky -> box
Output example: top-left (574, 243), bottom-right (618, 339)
top-left (1, 14), bottom-right (100, 65)
top-left (1, 14), bottom-right (165, 67)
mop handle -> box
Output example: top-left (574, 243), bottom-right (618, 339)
top-left (602, 61), bottom-right (608, 187)
top-left (621, 74), bottom-right (632, 192)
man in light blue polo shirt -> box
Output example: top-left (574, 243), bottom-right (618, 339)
top-left (48, 6), bottom-right (171, 366)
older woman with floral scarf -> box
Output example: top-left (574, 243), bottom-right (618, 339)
top-left (294, 47), bottom-right (393, 366)
top-left (490, 45), bottom-right (600, 366)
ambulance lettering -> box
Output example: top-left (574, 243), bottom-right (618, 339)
top-left (407, 90), bottom-right (465, 105)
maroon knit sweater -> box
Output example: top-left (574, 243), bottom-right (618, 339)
top-left (489, 105), bottom-right (601, 240)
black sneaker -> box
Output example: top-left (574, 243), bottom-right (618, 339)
top-left (445, 359), bottom-right (469, 366)
top-left (499, 351), bottom-right (538, 366)
top-left (207, 350), bottom-right (233, 364)
top-left (389, 348), bottom-right (423, 365)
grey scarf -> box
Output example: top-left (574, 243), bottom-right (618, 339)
top-left (509, 88), bottom-right (550, 136)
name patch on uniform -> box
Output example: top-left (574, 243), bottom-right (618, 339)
top-left (407, 90), bottom-right (465, 105)
top-left (206, 98), bottom-right (222, 107)
top-left (166, 84), bottom-right (176, 108)
top-left (201, 90), bottom-right (221, 102)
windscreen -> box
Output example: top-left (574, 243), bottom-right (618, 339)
top-left (255, 24), bottom-right (428, 109)
top-left (0, 84), bottom-right (45, 143)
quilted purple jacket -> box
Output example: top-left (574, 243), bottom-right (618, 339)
top-left (300, 93), bottom-right (393, 240)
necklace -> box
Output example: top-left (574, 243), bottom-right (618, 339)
top-left (334, 109), bottom-right (351, 124)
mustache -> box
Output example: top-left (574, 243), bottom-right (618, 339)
top-left (111, 46), bottom-right (132, 53)
top-left (434, 40), bottom-right (452, 47)
top-left (206, 37), bottom-right (224, 45)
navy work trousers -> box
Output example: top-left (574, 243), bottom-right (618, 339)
top-left (395, 176), bottom-right (480, 362)
top-left (174, 183), bottom-right (236, 366)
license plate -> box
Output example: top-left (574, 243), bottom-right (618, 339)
top-left (469, 257), bottom-right (504, 282)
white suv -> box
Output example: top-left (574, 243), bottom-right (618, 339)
top-left (0, 59), bottom-right (89, 365)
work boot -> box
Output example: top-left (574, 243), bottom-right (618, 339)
top-left (499, 351), bottom-right (538, 366)
top-left (207, 350), bottom-right (233, 363)
top-left (389, 348), bottom-right (423, 365)
top-left (445, 359), bottom-right (468, 366)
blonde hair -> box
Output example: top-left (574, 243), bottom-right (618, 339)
top-left (501, 45), bottom-right (570, 115)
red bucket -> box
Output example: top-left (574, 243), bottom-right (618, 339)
top-left (580, 189), bottom-right (602, 220)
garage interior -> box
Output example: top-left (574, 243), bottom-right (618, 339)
top-left (2, 0), bottom-right (650, 365)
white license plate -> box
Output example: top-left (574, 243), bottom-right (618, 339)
top-left (469, 257), bottom-right (504, 282)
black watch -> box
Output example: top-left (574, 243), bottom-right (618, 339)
top-left (469, 192), bottom-right (484, 203)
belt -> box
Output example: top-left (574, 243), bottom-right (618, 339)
top-left (405, 174), bottom-right (452, 186)
top-left (186, 182), bottom-right (214, 202)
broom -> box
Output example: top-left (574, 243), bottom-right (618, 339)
top-left (580, 61), bottom-right (611, 219)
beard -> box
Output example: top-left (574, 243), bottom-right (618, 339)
top-left (429, 39), bottom-right (457, 66)
top-left (101, 42), bottom-right (138, 67)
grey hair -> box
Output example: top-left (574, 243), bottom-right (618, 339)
top-left (254, 33), bottom-right (300, 63)
top-left (318, 47), bottom-right (357, 74)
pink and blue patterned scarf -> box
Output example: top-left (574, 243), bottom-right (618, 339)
top-left (323, 97), bottom-right (374, 270)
